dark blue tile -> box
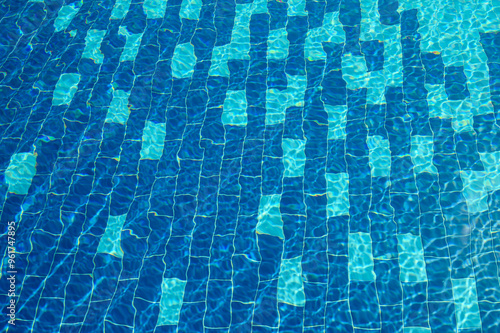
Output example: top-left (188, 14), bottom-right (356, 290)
top-left (135, 256), bottom-right (164, 302)
top-left (343, 25), bottom-right (362, 55)
top-left (184, 256), bottom-right (209, 302)
top-left (171, 195), bottom-right (197, 235)
top-left (445, 66), bottom-right (470, 100)
top-left (209, 234), bottom-right (234, 280)
top-left (282, 214), bottom-right (306, 259)
top-left (327, 255), bottom-right (349, 301)
top-left (253, 279), bottom-right (280, 328)
top-left (205, 280), bottom-right (232, 328)
top-left (302, 236), bottom-right (328, 283)
top-left (325, 300), bottom-right (353, 332)
top-left (213, 1), bottom-right (236, 45)
top-left (322, 67), bottom-right (346, 106)
top-left (327, 215), bottom-right (349, 256)
top-left (381, 305), bottom-right (403, 333)
top-left (262, 156), bottom-right (284, 195)
top-left (402, 282), bottom-right (430, 328)
top-left (375, 266), bottom-right (402, 306)
top-left (234, 215), bottom-right (260, 261)
top-left (63, 274), bottom-right (93, 324)
top-left (278, 302), bottom-right (304, 331)
top-left (32, 298), bottom-right (65, 332)
top-left (164, 235), bottom-right (191, 279)
top-left (378, 0), bottom-right (400, 25)
top-left (257, 234), bottom-right (283, 281)
top-left (230, 301), bottom-right (254, 332)
top-left (390, 156), bottom-right (417, 193)
top-left (281, 177), bottom-right (306, 215)
top-left (479, 301), bottom-right (500, 333)
top-left (268, 2), bottom-right (287, 30)
top-left (239, 176), bottom-right (262, 215)
top-left (422, 52), bottom-right (445, 84)
top-left (176, 158), bottom-right (202, 195)
top-left (479, 32), bottom-right (500, 63)
top-left (304, 282), bottom-right (327, 327)
top-left (190, 216), bottom-right (215, 257)
top-left (349, 281), bottom-right (381, 329)
top-left (305, 194), bottom-right (327, 237)
top-left (349, 194), bottom-right (371, 233)
top-left (361, 40), bottom-right (384, 72)
top-left (178, 301), bottom-right (205, 332)
top-left (232, 254), bottom-right (259, 302)
top-left (92, 253), bottom-right (122, 301)
top-left (371, 212), bottom-right (398, 258)
top-left (473, 113), bottom-right (500, 153)
top-left (106, 279), bottom-right (137, 327)
top-left (391, 192), bottom-right (420, 235)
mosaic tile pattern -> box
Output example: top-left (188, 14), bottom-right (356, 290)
top-left (1, 0), bottom-right (500, 332)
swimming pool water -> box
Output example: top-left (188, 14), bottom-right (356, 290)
top-left (1, 0), bottom-right (500, 332)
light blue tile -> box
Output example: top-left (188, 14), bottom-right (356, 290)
top-left (5, 153), bottom-right (37, 195)
top-left (97, 214), bottom-right (127, 258)
top-left (180, 0), bottom-right (202, 20)
top-left (82, 29), bottom-right (106, 64)
top-left (325, 105), bottom-right (347, 140)
top-left (367, 135), bottom-right (391, 177)
top-left (143, 0), bottom-right (168, 19)
top-left (366, 70), bottom-right (386, 104)
top-left (283, 139), bottom-right (306, 177)
top-left (461, 150), bottom-right (500, 212)
top-left (305, 12), bottom-right (345, 61)
top-left (119, 26), bottom-right (143, 62)
top-left (342, 54), bottom-right (368, 90)
top-left (209, 45), bottom-right (230, 77)
top-left (256, 194), bottom-right (284, 239)
top-left (106, 89), bottom-right (131, 125)
top-left (266, 75), bottom-right (306, 125)
top-left (287, 75), bottom-right (307, 106)
top-left (158, 278), bottom-right (187, 325)
top-left (326, 173), bottom-right (349, 217)
top-left (287, 0), bottom-right (306, 16)
top-left (359, 0), bottom-right (379, 41)
top-left (426, 84), bottom-right (449, 118)
top-left (54, 4), bottom-right (79, 32)
top-left (348, 233), bottom-right (376, 281)
top-left (403, 328), bottom-right (432, 333)
top-left (479, 151), bottom-right (500, 191)
top-left (110, 0), bottom-right (131, 20)
top-left (268, 28), bottom-right (289, 60)
top-left (459, 152), bottom-right (500, 213)
top-left (277, 256), bottom-right (306, 307)
top-left (251, 0), bottom-right (268, 14)
top-left (397, 234), bottom-right (427, 282)
top-left (460, 170), bottom-right (488, 214)
top-left (382, 26), bottom-right (403, 87)
top-left (172, 43), bottom-right (197, 78)
top-left (53, 73), bottom-right (80, 106)
top-left (226, 4), bottom-right (252, 60)
top-left (410, 136), bottom-right (438, 174)
top-left (266, 89), bottom-right (288, 125)
top-left (222, 90), bottom-right (247, 126)
top-left (140, 121), bottom-right (166, 160)
top-left (452, 278), bottom-right (482, 329)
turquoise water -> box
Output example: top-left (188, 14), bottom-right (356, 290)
top-left (0, 0), bottom-right (500, 331)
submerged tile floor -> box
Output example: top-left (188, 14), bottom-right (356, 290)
top-left (1, 0), bottom-right (500, 332)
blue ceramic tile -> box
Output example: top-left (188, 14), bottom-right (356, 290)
top-left (3, 2), bottom-right (500, 331)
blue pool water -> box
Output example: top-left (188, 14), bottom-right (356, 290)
top-left (1, 0), bottom-right (500, 332)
